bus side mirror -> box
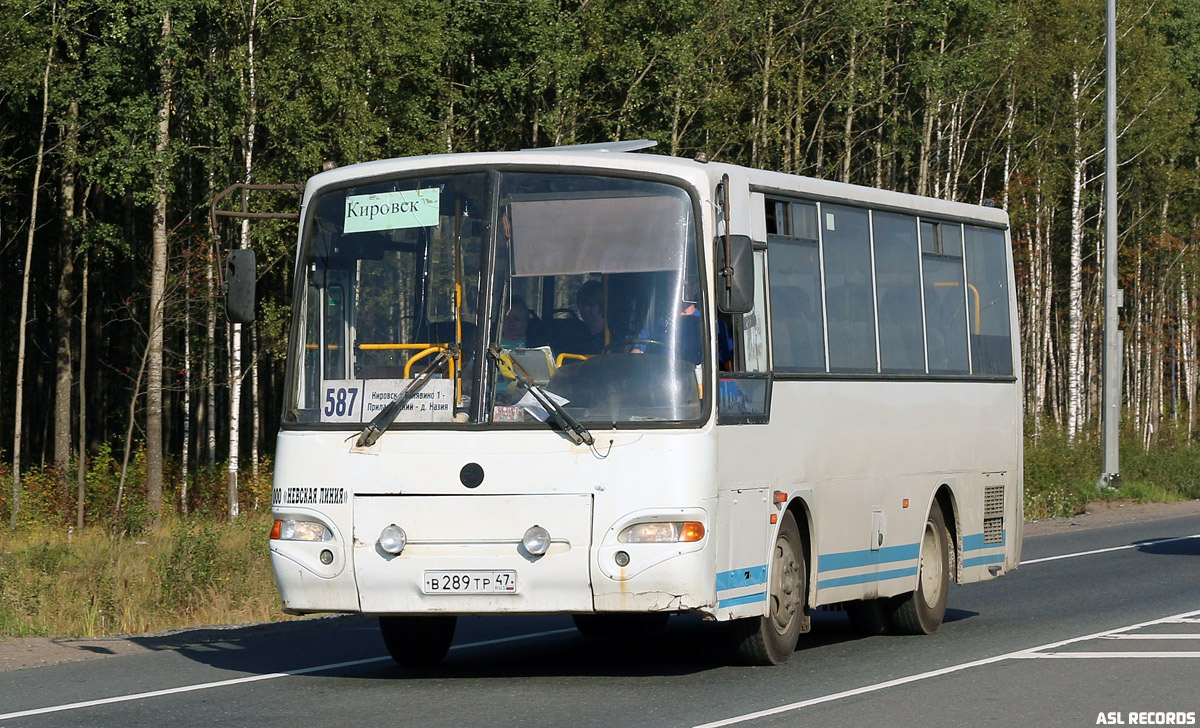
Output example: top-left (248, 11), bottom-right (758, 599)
top-left (716, 234), bottom-right (753, 315)
top-left (225, 249), bottom-right (257, 324)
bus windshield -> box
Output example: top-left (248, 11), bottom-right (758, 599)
top-left (284, 170), bottom-right (705, 429)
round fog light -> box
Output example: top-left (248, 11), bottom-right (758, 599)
top-left (614, 550), bottom-right (630, 567)
top-left (378, 524), bottom-right (407, 555)
top-left (319, 549), bottom-right (334, 565)
top-left (522, 525), bottom-right (551, 556)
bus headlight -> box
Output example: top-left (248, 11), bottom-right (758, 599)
top-left (271, 519), bottom-right (333, 542)
top-left (378, 524), bottom-right (407, 555)
top-left (521, 525), bottom-right (551, 556)
top-left (618, 521), bottom-right (705, 544)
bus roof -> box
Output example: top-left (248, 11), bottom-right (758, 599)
top-left (302, 146), bottom-right (1010, 228)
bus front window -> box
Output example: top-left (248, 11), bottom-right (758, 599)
top-left (489, 173), bottom-right (703, 426)
top-left (286, 173), bottom-right (487, 425)
top-left (284, 170), bottom-right (704, 430)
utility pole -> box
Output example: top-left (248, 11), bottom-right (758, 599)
top-left (1100, 0), bottom-right (1122, 490)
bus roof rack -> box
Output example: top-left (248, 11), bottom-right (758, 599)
top-left (519, 139), bottom-right (658, 153)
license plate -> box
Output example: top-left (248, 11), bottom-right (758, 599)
top-left (422, 570), bottom-right (517, 594)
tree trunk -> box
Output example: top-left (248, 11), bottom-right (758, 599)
top-left (841, 29), bottom-right (857, 184)
top-left (206, 230), bottom-right (217, 467)
top-left (1066, 70), bottom-right (1086, 441)
top-left (181, 250), bottom-right (191, 517)
top-left (55, 100), bottom-right (79, 472)
top-left (146, 8), bottom-right (173, 523)
top-left (114, 339), bottom-right (150, 529)
top-left (11, 44), bottom-right (53, 527)
top-left (229, 0), bottom-right (260, 521)
top-left (251, 324), bottom-right (260, 477)
top-left (77, 247), bottom-right (89, 529)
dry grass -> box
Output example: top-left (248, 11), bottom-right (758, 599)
top-left (0, 513), bottom-right (288, 638)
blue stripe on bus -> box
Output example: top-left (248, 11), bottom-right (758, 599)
top-left (817, 566), bottom-right (918, 590)
top-left (963, 553), bottom-right (1006, 568)
top-left (817, 543), bottom-right (920, 573)
top-left (718, 591), bottom-right (767, 608)
top-left (716, 565), bottom-right (767, 592)
top-left (963, 532), bottom-right (1006, 551)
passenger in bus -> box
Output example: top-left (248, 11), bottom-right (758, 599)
top-left (576, 280), bottom-right (607, 354)
top-left (501, 298), bottom-right (533, 349)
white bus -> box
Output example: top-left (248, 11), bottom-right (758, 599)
top-left (253, 141), bottom-right (1022, 666)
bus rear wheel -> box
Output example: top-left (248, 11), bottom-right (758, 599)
top-left (733, 511), bottom-right (806, 665)
top-left (379, 615), bottom-right (457, 667)
top-left (889, 506), bottom-right (950, 635)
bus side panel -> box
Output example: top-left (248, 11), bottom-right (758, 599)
top-left (269, 431), bottom-right (363, 614)
top-left (712, 486), bottom-right (771, 620)
top-left (745, 379), bottom-right (1019, 606)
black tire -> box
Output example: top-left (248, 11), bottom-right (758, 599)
top-left (889, 506), bottom-right (950, 635)
top-left (378, 615), bottom-right (457, 667)
top-left (733, 511), bottom-right (806, 665)
top-left (572, 612), bottom-right (670, 638)
top-left (845, 598), bottom-right (891, 636)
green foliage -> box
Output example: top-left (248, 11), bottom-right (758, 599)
top-left (1024, 420), bottom-right (1200, 521)
top-left (158, 519), bottom-right (221, 610)
top-left (0, 513), bottom-right (282, 638)
top-left (0, 449), bottom-right (271, 532)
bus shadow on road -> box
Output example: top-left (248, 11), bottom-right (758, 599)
top-left (1136, 535), bottom-right (1200, 557)
top-left (131, 606), bottom-right (983, 682)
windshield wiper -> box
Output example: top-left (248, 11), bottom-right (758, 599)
top-left (488, 345), bottom-right (594, 446)
top-left (354, 344), bottom-right (459, 448)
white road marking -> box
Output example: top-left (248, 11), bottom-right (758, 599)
top-left (1020, 534), bottom-right (1200, 565)
top-left (0, 628), bottom-right (575, 722)
top-left (691, 608), bottom-right (1200, 728)
top-left (1102, 634), bottom-right (1200, 640)
top-left (1016, 651), bottom-right (1200, 659)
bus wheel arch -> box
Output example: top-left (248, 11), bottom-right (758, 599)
top-left (788, 499), bottom-right (817, 613)
top-left (733, 508), bottom-right (808, 665)
top-left (888, 501), bottom-right (951, 635)
top-left (932, 483), bottom-right (961, 583)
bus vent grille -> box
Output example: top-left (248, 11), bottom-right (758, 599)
top-left (983, 516), bottom-right (1004, 544)
top-left (983, 485), bottom-right (1005, 517)
top-left (983, 485), bottom-right (1005, 544)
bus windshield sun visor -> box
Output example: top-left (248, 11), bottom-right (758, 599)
top-left (354, 344), bottom-right (459, 448)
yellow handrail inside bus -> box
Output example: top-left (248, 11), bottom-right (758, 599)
top-left (403, 346), bottom-right (456, 381)
top-left (930, 281), bottom-right (982, 334)
top-left (357, 342), bottom-right (459, 401)
top-left (556, 352), bottom-right (588, 368)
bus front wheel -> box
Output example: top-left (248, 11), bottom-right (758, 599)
top-left (733, 511), bottom-right (806, 665)
top-left (379, 615), bottom-right (457, 667)
top-left (889, 506), bottom-right (950, 635)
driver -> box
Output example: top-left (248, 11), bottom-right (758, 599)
top-left (632, 290), bottom-right (734, 368)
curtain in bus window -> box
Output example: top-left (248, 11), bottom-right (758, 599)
top-left (965, 225), bottom-right (1014, 375)
top-left (767, 238), bottom-right (825, 372)
top-left (872, 211), bottom-right (925, 373)
top-left (822, 205), bottom-right (877, 373)
top-left (923, 255), bottom-right (970, 374)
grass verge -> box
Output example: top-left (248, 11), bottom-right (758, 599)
top-left (1024, 422), bottom-right (1200, 520)
top-left (0, 512), bottom-right (285, 638)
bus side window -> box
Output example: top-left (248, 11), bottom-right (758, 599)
top-left (823, 205), bottom-right (877, 373)
top-left (964, 225), bottom-right (1014, 376)
top-left (922, 222), bottom-right (970, 375)
top-left (718, 246), bottom-right (771, 424)
top-left (873, 211), bottom-right (925, 374)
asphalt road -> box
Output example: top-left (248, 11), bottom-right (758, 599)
top-left (1, 514), bottom-right (1197, 728)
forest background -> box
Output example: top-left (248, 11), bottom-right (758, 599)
top-left (3, 0), bottom-right (1200, 549)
